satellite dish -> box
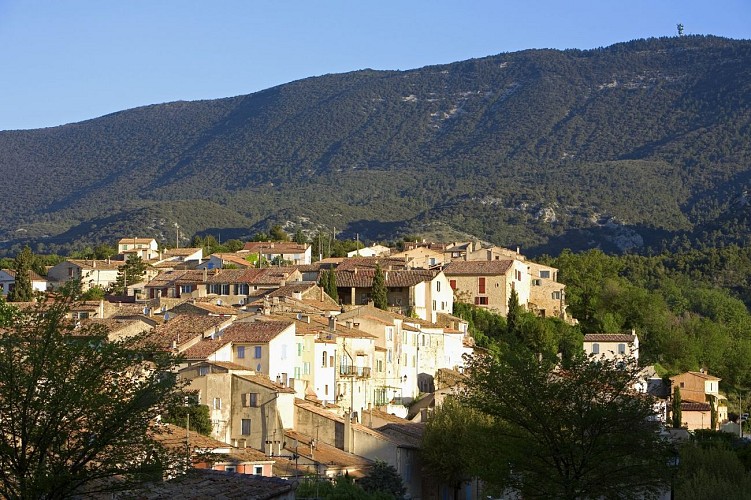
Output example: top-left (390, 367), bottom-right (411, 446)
top-left (164, 312), bottom-right (172, 321)
top-left (143, 307), bottom-right (150, 315)
top-left (216, 299), bottom-right (222, 306)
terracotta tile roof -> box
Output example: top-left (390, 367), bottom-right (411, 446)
top-left (443, 260), bottom-right (513, 276)
top-left (146, 270), bottom-right (205, 288)
top-left (206, 268), bottom-right (301, 286)
top-left (337, 257), bottom-right (408, 271)
top-left (376, 422), bottom-right (425, 449)
top-left (369, 409), bottom-right (411, 424)
top-left (1, 269), bottom-right (46, 282)
top-left (67, 259), bottom-right (122, 271)
top-left (583, 333), bottom-right (637, 343)
top-left (221, 320), bottom-right (292, 343)
top-left (171, 301), bottom-right (238, 316)
top-left (144, 315), bottom-right (231, 350)
top-left (164, 247), bottom-right (202, 257)
top-left (265, 283), bottom-right (316, 297)
top-left (287, 314), bottom-right (375, 339)
top-left (284, 430), bottom-right (372, 468)
top-left (204, 269), bottom-right (248, 283)
top-left (181, 338), bottom-right (231, 359)
top-left (118, 469), bottom-right (293, 499)
top-left (685, 371), bottom-right (721, 381)
top-left (333, 268), bottom-right (436, 288)
top-left (236, 374), bottom-right (295, 394)
top-left (118, 238), bottom-right (156, 245)
top-left (681, 400), bottom-right (711, 412)
top-left (243, 241), bottom-right (310, 254)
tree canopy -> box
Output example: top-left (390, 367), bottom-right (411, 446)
top-left (457, 348), bottom-right (672, 498)
top-left (371, 264), bottom-right (388, 310)
top-left (0, 282), bottom-right (185, 499)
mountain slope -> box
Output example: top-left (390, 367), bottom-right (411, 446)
top-left (1, 35), bottom-right (750, 256)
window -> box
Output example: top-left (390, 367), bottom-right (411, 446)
top-left (432, 300), bottom-right (437, 311)
top-left (387, 349), bottom-right (392, 362)
top-left (412, 355), bottom-right (416, 367)
top-left (254, 465), bottom-right (263, 475)
top-left (199, 366), bottom-right (209, 376)
top-left (475, 297), bottom-right (488, 305)
top-left (680, 382), bottom-right (685, 388)
top-left (294, 366), bottom-right (301, 379)
top-left (297, 343), bottom-right (302, 355)
top-left (532, 279), bottom-right (541, 286)
top-left (386, 327), bottom-right (393, 341)
top-left (241, 419), bottom-right (251, 435)
top-left (540, 270), bottom-right (551, 279)
top-left (213, 397), bottom-right (222, 410)
top-left (436, 281), bottom-right (441, 292)
top-left (478, 277), bottom-right (486, 294)
top-left (330, 355), bottom-right (334, 367)
top-left (322, 351), bottom-right (327, 367)
top-left (254, 346), bottom-right (262, 358)
top-left (324, 384), bottom-right (329, 395)
top-left (237, 346), bottom-right (245, 359)
top-left (592, 344), bottom-right (599, 355)
top-left (241, 393), bottom-right (258, 407)
top-left (225, 466), bottom-right (236, 473)
top-left (449, 279), bottom-right (457, 290)
top-left (304, 362), bottom-right (311, 375)
top-left (552, 291), bottom-right (561, 300)
top-left (618, 343), bottom-right (626, 355)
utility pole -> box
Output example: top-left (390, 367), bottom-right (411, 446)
top-left (175, 223), bottom-right (180, 249)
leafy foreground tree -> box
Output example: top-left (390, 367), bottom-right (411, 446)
top-left (0, 283), bottom-right (185, 499)
top-left (422, 397), bottom-right (501, 500)
top-left (295, 473), bottom-right (394, 500)
top-left (463, 349), bottom-right (673, 499)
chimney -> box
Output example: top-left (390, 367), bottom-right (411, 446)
top-left (203, 268), bottom-right (208, 281)
top-left (354, 268), bottom-right (357, 275)
top-left (328, 316), bottom-right (336, 332)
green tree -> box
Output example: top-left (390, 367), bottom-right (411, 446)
top-left (0, 282), bottom-right (184, 499)
top-left (269, 225), bottom-right (289, 242)
top-left (327, 269), bottom-right (339, 302)
top-left (111, 255), bottom-right (148, 295)
top-left (673, 386), bottom-right (683, 428)
top-left (8, 246), bottom-right (34, 302)
top-left (422, 397), bottom-right (499, 500)
top-left (506, 287), bottom-right (522, 338)
top-left (464, 348), bottom-right (671, 499)
top-left (371, 264), bottom-right (388, 310)
top-left (162, 403), bottom-right (213, 436)
top-left (293, 228), bottom-right (307, 244)
top-left (359, 460), bottom-right (407, 499)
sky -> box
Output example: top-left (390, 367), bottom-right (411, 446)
top-left (0, 0), bottom-right (749, 131)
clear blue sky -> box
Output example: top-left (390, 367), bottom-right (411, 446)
top-left (1, 0), bottom-right (748, 131)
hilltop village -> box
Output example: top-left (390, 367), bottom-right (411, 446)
top-left (0, 237), bottom-right (739, 498)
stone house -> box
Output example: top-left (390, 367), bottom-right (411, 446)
top-left (583, 332), bottom-right (639, 364)
top-left (179, 361), bottom-right (295, 451)
top-left (443, 259), bottom-right (530, 315)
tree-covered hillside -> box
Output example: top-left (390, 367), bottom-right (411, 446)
top-left (1, 35), bottom-right (750, 256)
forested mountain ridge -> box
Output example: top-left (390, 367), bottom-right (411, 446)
top-left (2, 35), bottom-right (750, 256)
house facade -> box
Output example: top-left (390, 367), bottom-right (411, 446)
top-left (47, 259), bottom-right (121, 291)
top-left (243, 242), bottom-right (312, 265)
top-left (0, 269), bottom-right (48, 297)
top-left (582, 332), bottom-right (639, 364)
top-left (118, 238), bottom-right (159, 260)
top-left (444, 259), bottom-right (530, 315)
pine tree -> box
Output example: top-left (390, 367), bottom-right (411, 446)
top-left (8, 246), bottom-right (34, 302)
top-left (372, 264), bottom-right (388, 310)
top-left (111, 255), bottom-right (148, 295)
top-left (672, 386), bottom-right (683, 428)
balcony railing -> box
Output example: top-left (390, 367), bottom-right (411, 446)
top-left (339, 366), bottom-right (371, 378)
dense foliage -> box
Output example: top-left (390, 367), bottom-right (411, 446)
top-left (1, 36), bottom-right (750, 256)
top-left (550, 248), bottom-right (751, 393)
top-left (0, 283), bottom-right (185, 499)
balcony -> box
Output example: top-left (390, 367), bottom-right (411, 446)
top-left (339, 366), bottom-right (371, 378)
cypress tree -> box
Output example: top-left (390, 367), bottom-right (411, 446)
top-left (672, 386), bottom-right (683, 428)
top-left (372, 264), bottom-right (388, 310)
top-left (8, 246), bottom-right (34, 302)
top-left (327, 268), bottom-right (338, 302)
top-left (507, 287), bottom-right (522, 339)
